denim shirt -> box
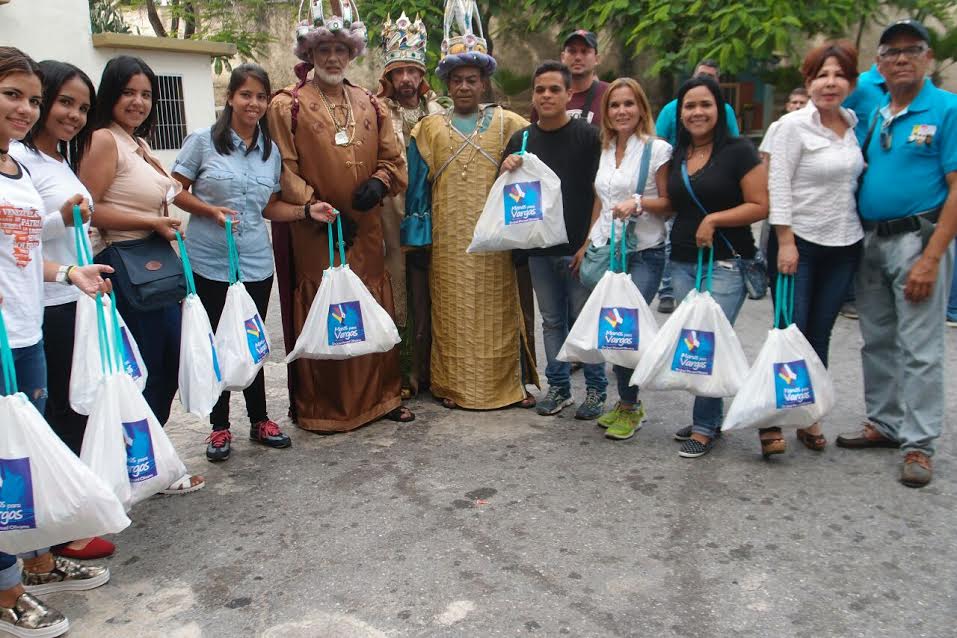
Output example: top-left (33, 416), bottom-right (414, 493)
top-left (172, 126), bottom-right (280, 282)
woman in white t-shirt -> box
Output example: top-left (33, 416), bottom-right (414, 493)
top-left (581, 78), bottom-right (673, 440)
top-left (0, 46), bottom-right (114, 638)
top-left (12, 60), bottom-right (119, 562)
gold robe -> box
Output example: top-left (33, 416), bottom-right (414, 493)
top-left (409, 105), bottom-right (538, 409)
top-left (267, 80), bottom-right (407, 432)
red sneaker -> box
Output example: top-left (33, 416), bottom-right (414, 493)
top-left (53, 536), bottom-right (116, 560)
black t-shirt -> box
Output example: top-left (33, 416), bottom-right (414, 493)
top-left (667, 137), bottom-right (760, 263)
top-left (503, 118), bottom-right (601, 257)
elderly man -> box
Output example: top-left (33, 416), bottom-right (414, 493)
top-left (837, 20), bottom-right (957, 488)
top-left (266, 1), bottom-right (413, 431)
top-left (404, 0), bottom-right (538, 410)
top-left (376, 12), bottom-right (444, 398)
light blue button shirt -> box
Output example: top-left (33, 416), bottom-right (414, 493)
top-left (172, 126), bottom-right (280, 282)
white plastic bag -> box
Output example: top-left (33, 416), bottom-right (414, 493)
top-left (287, 216), bottom-right (400, 361)
top-left (179, 294), bottom-right (224, 417)
top-left (175, 234), bottom-right (224, 417)
top-left (81, 372), bottom-right (188, 509)
top-left (630, 255), bottom-right (749, 397)
top-left (70, 292), bottom-right (147, 415)
top-left (558, 270), bottom-right (658, 368)
top-left (215, 223), bottom-right (270, 390)
top-left (467, 146), bottom-right (567, 253)
top-left (722, 276), bottom-right (835, 431)
top-left (0, 305), bottom-right (130, 554)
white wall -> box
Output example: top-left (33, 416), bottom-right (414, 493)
top-left (0, 0), bottom-right (218, 166)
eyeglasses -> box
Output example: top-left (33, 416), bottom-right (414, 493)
top-left (877, 45), bottom-right (927, 61)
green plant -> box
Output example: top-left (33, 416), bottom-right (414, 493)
top-left (89, 0), bottom-right (132, 34)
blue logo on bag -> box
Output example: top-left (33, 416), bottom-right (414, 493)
top-left (774, 360), bottom-right (815, 409)
top-left (597, 307), bottom-right (638, 350)
top-left (209, 333), bottom-right (222, 383)
top-left (670, 329), bottom-right (715, 375)
top-left (244, 315), bottom-right (269, 363)
top-left (503, 181), bottom-right (543, 225)
top-left (120, 327), bottom-right (142, 380)
top-left (123, 419), bottom-right (157, 483)
top-left (0, 457), bottom-right (36, 530)
top-left (327, 301), bottom-right (366, 346)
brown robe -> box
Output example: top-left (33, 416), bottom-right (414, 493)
top-left (267, 79), bottom-right (408, 432)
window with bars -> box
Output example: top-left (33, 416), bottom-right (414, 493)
top-left (149, 75), bottom-right (187, 151)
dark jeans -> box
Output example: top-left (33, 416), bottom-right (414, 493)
top-left (194, 274), bottom-right (273, 430)
top-left (112, 295), bottom-right (181, 426)
top-left (42, 301), bottom-right (87, 455)
top-left (768, 235), bottom-right (862, 367)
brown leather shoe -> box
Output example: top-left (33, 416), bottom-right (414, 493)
top-left (900, 451), bottom-right (933, 488)
top-left (836, 422), bottom-right (899, 449)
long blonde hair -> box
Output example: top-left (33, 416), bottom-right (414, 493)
top-left (599, 77), bottom-right (654, 149)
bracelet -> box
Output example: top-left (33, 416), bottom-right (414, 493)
top-left (631, 194), bottom-right (643, 217)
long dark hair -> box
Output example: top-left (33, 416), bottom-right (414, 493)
top-left (90, 55), bottom-right (159, 139)
top-left (23, 61), bottom-right (97, 171)
top-left (211, 64), bottom-right (273, 161)
top-left (673, 76), bottom-right (732, 163)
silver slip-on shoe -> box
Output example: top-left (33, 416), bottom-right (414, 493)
top-left (22, 556), bottom-right (110, 595)
top-left (0, 592), bottom-right (69, 638)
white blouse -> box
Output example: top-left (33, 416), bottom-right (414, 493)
top-left (768, 103), bottom-right (864, 246)
top-left (590, 134), bottom-right (672, 252)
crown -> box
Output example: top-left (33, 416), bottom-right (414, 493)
top-left (440, 0), bottom-right (489, 56)
top-left (294, 0), bottom-right (368, 59)
top-left (382, 12), bottom-right (428, 69)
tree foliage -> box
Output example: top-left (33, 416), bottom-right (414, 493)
top-left (89, 0), bottom-right (133, 34)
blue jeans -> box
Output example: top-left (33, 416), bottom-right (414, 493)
top-left (528, 255), bottom-right (607, 394)
top-left (658, 217), bottom-right (675, 300)
top-left (0, 341), bottom-right (51, 582)
top-left (671, 258), bottom-right (748, 438)
top-left (114, 298), bottom-right (182, 426)
top-left (948, 239), bottom-right (957, 321)
top-left (767, 235), bottom-right (862, 367)
top-left (613, 246), bottom-right (666, 403)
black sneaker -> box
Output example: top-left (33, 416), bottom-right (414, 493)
top-left (657, 297), bottom-right (676, 314)
top-left (536, 386), bottom-right (573, 416)
top-left (206, 429), bottom-right (232, 462)
top-left (673, 425), bottom-right (693, 441)
top-left (678, 437), bottom-right (716, 458)
top-left (574, 387), bottom-right (606, 420)
top-left (250, 420), bottom-right (292, 448)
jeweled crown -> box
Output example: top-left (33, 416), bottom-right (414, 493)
top-left (440, 0), bottom-right (489, 56)
top-left (382, 12), bottom-right (428, 68)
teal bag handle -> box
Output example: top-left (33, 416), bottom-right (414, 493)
top-left (225, 218), bottom-right (243, 284)
top-left (174, 230), bottom-right (196, 296)
top-left (108, 291), bottom-right (126, 372)
top-left (0, 307), bottom-right (18, 396)
top-left (93, 292), bottom-right (114, 376)
top-left (519, 130), bottom-right (528, 156)
top-left (774, 274), bottom-right (794, 328)
top-left (606, 220), bottom-right (629, 274)
top-left (326, 212), bottom-right (346, 267)
top-left (695, 246), bottom-right (715, 293)
top-left (72, 205), bottom-right (93, 267)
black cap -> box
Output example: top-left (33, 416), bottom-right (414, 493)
top-left (879, 19), bottom-right (931, 45)
top-left (562, 30), bottom-right (598, 53)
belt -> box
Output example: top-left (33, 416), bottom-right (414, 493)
top-left (861, 208), bottom-right (940, 237)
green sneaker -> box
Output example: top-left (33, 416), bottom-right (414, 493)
top-left (604, 403), bottom-right (647, 441)
top-left (596, 403), bottom-right (625, 429)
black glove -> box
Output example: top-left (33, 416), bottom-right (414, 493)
top-left (333, 214), bottom-right (359, 251)
top-left (351, 177), bottom-right (387, 212)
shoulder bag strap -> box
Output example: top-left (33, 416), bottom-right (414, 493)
top-left (580, 80), bottom-right (599, 122)
top-left (680, 160), bottom-right (738, 257)
top-left (635, 137), bottom-right (653, 196)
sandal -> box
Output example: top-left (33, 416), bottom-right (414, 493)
top-left (439, 397), bottom-right (457, 409)
top-left (401, 387), bottom-right (413, 401)
top-left (796, 427), bottom-right (827, 451)
top-left (515, 393), bottom-right (536, 409)
top-left (385, 406), bottom-right (416, 422)
top-left (160, 473), bottom-right (206, 495)
top-left (759, 429), bottom-right (786, 458)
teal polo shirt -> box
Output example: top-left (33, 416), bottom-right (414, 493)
top-left (858, 79), bottom-right (957, 222)
top-left (843, 64), bottom-right (886, 144)
top-left (654, 99), bottom-right (740, 146)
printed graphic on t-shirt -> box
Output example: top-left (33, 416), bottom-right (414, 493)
top-left (0, 457), bottom-right (36, 530)
top-left (327, 301), bottom-right (366, 346)
top-left (670, 329), bottom-right (715, 375)
top-left (0, 199), bottom-right (42, 268)
top-left (503, 181), bottom-right (544, 225)
top-left (774, 360), bottom-right (815, 409)
top-left (598, 307), bottom-right (639, 350)
top-left (244, 315), bottom-right (269, 363)
top-left (123, 419), bottom-right (157, 483)
top-left (120, 327), bottom-right (143, 380)
top-left (566, 109), bottom-right (594, 123)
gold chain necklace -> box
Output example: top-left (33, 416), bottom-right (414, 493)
top-left (317, 85), bottom-right (355, 146)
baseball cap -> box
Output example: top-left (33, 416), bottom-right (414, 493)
top-left (879, 19), bottom-right (931, 45)
top-left (562, 30), bottom-right (598, 53)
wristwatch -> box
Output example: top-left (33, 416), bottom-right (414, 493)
top-left (55, 265), bottom-right (75, 286)
top-left (631, 194), bottom-right (643, 218)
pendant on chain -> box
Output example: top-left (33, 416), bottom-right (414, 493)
top-left (335, 130), bottom-right (349, 146)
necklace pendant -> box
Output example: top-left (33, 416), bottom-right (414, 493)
top-left (335, 130), bottom-right (349, 146)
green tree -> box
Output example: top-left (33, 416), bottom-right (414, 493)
top-left (89, 0), bottom-right (133, 34)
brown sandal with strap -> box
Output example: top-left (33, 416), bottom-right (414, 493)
top-left (759, 429), bottom-right (786, 458)
top-left (796, 427), bottom-right (827, 451)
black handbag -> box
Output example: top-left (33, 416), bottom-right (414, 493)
top-left (96, 203), bottom-right (186, 313)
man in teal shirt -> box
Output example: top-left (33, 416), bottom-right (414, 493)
top-left (843, 63), bottom-right (887, 144)
top-left (837, 20), bottom-right (957, 489)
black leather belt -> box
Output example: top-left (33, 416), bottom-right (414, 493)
top-left (861, 208), bottom-right (940, 237)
